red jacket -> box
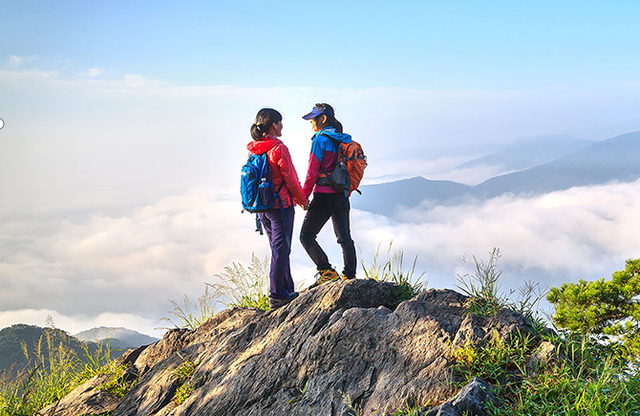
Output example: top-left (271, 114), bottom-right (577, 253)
top-left (246, 136), bottom-right (306, 209)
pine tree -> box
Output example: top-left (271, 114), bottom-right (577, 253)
top-left (548, 258), bottom-right (640, 357)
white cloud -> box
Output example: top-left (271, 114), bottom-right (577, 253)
top-left (8, 55), bottom-right (24, 67)
top-left (81, 68), bottom-right (104, 78)
top-left (0, 186), bottom-right (276, 333)
top-left (351, 180), bottom-right (640, 293)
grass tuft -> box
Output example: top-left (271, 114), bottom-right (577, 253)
top-left (361, 242), bottom-right (426, 306)
top-left (172, 355), bottom-right (199, 406)
top-left (207, 253), bottom-right (270, 311)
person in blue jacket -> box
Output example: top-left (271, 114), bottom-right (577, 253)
top-left (300, 103), bottom-right (357, 288)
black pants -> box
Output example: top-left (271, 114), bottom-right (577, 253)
top-left (300, 192), bottom-right (357, 278)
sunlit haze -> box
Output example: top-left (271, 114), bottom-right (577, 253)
top-left (2, 1), bottom-right (640, 336)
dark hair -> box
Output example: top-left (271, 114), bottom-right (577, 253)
top-left (315, 103), bottom-right (343, 133)
top-left (251, 108), bottom-right (282, 141)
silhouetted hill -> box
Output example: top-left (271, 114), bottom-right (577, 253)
top-left (74, 327), bottom-right (159, 350)
top-left (0, 324), bottom-right (100, 375)
top-left (353, 177), bottom-right (472, 217)
top-left (354, 130), bottom-right (640, 217)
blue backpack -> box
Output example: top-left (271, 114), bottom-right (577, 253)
top-left (241, 153), bottom-right (284, 233)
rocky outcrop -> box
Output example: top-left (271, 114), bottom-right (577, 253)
top-left (41, 279), bottom-right (539, 416)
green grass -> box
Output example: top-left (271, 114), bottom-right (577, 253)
top-left (171, 355), bottom-right (199, 405)
top-left (96, 364), bottom-right (138, 398)
top-left (160, 254), bottom-right (271, 331)
top-left (207, 253), bottom-right (270, 311)
top-left (483, 333), bottom-right (640, 415)
top-left (450, 318), bottom-right (640, 416)
top-left (453, 249), bottom-right (640, 416)
top-left (361, 242), bottom-right (426, 306)
top-left (0, 332), bottom-right (119, 416)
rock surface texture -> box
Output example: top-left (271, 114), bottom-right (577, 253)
top-left (43, 279), bottom-right (535, 416)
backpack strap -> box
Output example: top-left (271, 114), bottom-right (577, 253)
top-left (317, 133), bottom-right (343, 178)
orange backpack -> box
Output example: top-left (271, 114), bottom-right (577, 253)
top-left (318, 135), bottom-right (368, 194)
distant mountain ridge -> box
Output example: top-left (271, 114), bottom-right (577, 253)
top-left (0, 324), bottom-right (99, 375)
top-left (74, 326), bottom-right (159, 350)
top-left (354, 130), bottom-right (640, 217)
top-left (0, 324), bottom-right (159, 375)
top-left (455, 135), bottom-right (594, 172)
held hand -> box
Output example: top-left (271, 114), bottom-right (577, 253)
top-left (303, 201), bottom-right (310, 210)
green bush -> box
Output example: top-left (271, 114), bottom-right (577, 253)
top-left (548, 258), bottom-right (640, 359)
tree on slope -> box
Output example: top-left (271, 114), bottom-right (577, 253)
top-left (548, 258), bottom-right (640, 357)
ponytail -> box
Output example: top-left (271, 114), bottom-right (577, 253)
top-left (251, 108), bottom-right (282, 141)
top-left (326, 115), bottom-right (343, 133)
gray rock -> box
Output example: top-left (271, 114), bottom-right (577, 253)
top-left (451, 377), bottom-right (498, 416)
top-left (436, 402), bottom-right (462, 416)
top-left (49, 280), bottom-right (535, 416)
top-left (526, 340), bottom-right (566, 372)
top-left (39, 373), bottom-right (120, 416)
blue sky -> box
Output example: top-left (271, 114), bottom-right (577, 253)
top-left (4, 1), bottom-right (640, 89)
top-left (2, 1), bottom-right (640, 336)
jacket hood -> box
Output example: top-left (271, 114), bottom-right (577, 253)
top-left (317, 127), bottom-right (352, 144)
top-left (247, 136), bottom-right (281, 155)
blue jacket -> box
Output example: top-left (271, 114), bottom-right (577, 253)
top-left (302, 127), bottom-right (352, 197)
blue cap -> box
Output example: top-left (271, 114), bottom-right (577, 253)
top-left (302, 104), bottom-right (334, 120)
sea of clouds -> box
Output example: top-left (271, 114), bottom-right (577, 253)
top-left (2, 179), bottom-right (640, 336)
top-left (2, 62), bottom-right (640, 336)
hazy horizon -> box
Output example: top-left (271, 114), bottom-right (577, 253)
top-left (2, 1), bottom-right (640, 337)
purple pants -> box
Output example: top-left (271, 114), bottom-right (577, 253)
top-left (259, 206), bottom-right (295, 299)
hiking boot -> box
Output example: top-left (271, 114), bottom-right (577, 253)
top-left (309, 268), bottom-right (339, 289)
top-left (269, 292), bottom-right (299, 310)
top-left (341, 274), bottom-right (356, 281)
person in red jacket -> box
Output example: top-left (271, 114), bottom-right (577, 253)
top-left (247, 108), bottom-right (308, 309)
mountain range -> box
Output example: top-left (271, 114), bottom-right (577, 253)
top-left (0, 324), bottom-right (159, 375)
top-left (354, 130), bottom-right (640, 218)
top-left (74, 326), bottom-right (159, 350)
top-left (455, 134), bottom-right (593, 172)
